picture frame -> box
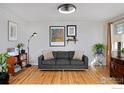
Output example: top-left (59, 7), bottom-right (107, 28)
top-left (49, 26), bottom-right (65, 47)
top-left (67, 25), bottom-right (77, 37)
top-left (8, 21), bottom-right (18, 41)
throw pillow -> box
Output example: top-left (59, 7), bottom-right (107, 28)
top-left (42, 50), bottom-right (54, 60)
top-left (73, 51), bottom-right (83, 60)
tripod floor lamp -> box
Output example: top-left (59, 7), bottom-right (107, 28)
top-left (26, 32), bottom-right (37, 67)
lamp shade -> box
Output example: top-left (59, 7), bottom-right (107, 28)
top-left (58, 4), bottom-right (76, 14)
top-left (32, 32), bottom-right (37, 36)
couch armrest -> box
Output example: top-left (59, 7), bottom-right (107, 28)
top-left (82, 55), bottom-right (88, 68)
top-left (38, 55), bottom-right (44, 68)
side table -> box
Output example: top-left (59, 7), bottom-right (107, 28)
top-left (91, 54), bottom-right (104, 67)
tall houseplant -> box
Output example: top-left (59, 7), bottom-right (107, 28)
top-left (93, 43), bottom-right (105, 55)
top-left (0, 53), bottom-right (10, 84)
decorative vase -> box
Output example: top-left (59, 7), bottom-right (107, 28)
top-left (21, 49), bottom-right (25, 54)
top-left (18, 48), bottom-right (21, 54)
top-left (96, 48), bottom-right (103, 55)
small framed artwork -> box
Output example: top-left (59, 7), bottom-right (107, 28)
top-left (49, 26), bottom-right (65, 47)
top-left (8, 21), bottom-right (18, 41)
top-left (67, 25), bottom-right (77, 37)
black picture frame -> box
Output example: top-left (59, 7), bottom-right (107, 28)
top-left (67, 25), bottom-right (77, 37)
top-left (49, 26), bottom-right (65, 47)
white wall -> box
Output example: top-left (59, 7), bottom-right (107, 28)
top-left (0, 8), bottom-right (26, 52)
top-left (19, 21), bottom-right (105, 65)
top-left (0, 8), bottom-right (105, 66)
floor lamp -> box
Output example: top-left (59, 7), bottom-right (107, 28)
top-left (26, 32), bottom-right (37, 67)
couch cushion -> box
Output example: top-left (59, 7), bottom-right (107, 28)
top-left (69, 51), bottom-right (74, 60)
top-left (56, 59), bottom-right (70, 65)
top-left (56, 51), bottom-right (69, 59)
top-left (71, 60), bottom-right (84, 65)
top-left (42, 50), bottom-right (54, 60)
top-left (42, 59), bottom-right (55, 65)
top-left (52, 52), bottom-right (57, 59)
top-left (73, 51), bottom-right (83, 60)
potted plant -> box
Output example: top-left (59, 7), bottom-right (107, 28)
top-left (121, 48), bottom-right (124, 54)
top-left (17, 43), bottom-right (25, 54)
top-left (0, 53), bottom-right (10, 84)
top-left (93, 43), bottom-right (105, 55)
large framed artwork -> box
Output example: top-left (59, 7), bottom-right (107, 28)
top-left (67, 25), bottom-right (77, 37)
top-left (49, 26), bottom-right (65, 47)
top-left (8, 21), bottom-right (18, 41)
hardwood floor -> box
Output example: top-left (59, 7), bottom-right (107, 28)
top-left (9, 66), bottom-right (117, 84)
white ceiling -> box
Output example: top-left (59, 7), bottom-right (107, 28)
top-left (0, 3), bottom-right (124, 22)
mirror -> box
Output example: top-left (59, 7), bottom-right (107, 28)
top-left (111, 20), bottom-right (124, 57)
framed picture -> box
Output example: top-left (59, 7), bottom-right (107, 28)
top-left (49, 26), bottom-right (65, 47)
top-left (8, 21), bottom-right (18, 41)
top-left (67, 25), bottom-right (77, 37)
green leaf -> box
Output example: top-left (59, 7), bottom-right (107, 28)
top-left (0, 52), bottom-right (10, 72)
top-left (92, 43), bottom-right (105, 54)
top-left (122, 48), bottom-right (124, 54)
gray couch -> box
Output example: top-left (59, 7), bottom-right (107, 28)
top-left (38, 51), bottom-right (88, 70)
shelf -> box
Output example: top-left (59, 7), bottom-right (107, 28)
top-left (66, 39), bottom-right (78, 44)
top-left (7, 53), bottom-right (27, 75)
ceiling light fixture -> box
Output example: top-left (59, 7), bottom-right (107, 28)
top-left (58, 4), bottom-right (76, 14)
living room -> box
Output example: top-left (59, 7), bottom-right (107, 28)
top-left (0, 0), bottom-right (124, 93)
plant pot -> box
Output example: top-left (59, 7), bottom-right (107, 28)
top-left (18, 48), bottom-right (21, 54)
top-left (0, 72), bottom-right (9, 84)
top-left (21, 49), bottom-right (25, 54)
top-left (96, 48), bottom-right (103, 54)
